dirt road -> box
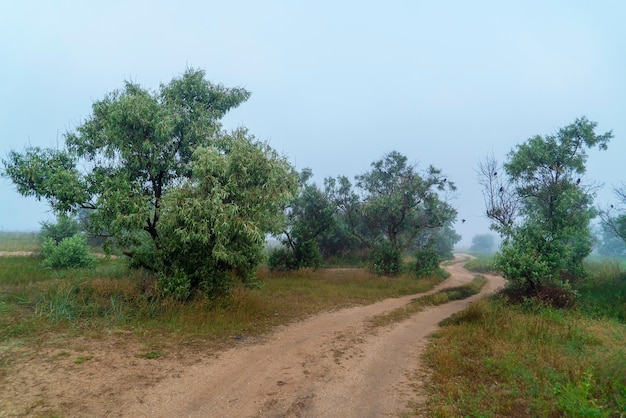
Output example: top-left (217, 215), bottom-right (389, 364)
top-left (0, 255), bottom-right (504, 417)
top-left (125, 255), bottom-right (504, 417)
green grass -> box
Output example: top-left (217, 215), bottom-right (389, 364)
top-left (368, 275), bottom-right (488, 329)
top-left (413, 261), bottom-right (626, 417)
top-left (464, 254), bottom-right (497, 273)
top-left (0, 257), bottom-right (445, 351)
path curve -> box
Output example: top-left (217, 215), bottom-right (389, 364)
top-left (125, 254), bottom-right (505, 417)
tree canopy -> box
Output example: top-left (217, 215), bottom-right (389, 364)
top-left (480, 117), bottom-right (612, 292)
top-left (329, 151), bottom-right (457, 274)
top-left (3, 68), bottom-right (297, 296)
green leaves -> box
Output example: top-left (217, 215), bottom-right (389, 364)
top-left (3, 68), bottom-right (295, 297)
top-left (483, 117), bottom-right (612, 292)
top-left (157, 131), bottom-right (297, 295)
top-left (330, 151), bottom-right (458, 274)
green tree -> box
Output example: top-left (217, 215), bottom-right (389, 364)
top-left (157, 131), bottom-right (297, 296)
top-left (3, 68), bottom-right (296, 295)
top-left (40, 214), bottom-right (80, 244)
top-left (329, 151), bottom-right (457, 275)
top-left (480, 117), bottom-right (612, 293)
top-left (469, 233), bottom-right (496, 253)
top-left (269, 169), bottom-right (336, 270)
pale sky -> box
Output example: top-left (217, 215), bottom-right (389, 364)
top-left (1, 0), bottom-right (625, 246)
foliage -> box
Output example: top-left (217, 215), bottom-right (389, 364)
top-left (480, 117), bottom-right (612, 293)
top-left (156, 132), bottom-right (297, 296)
top-left (369, 241), bottom-right (402, 276)
top-left (2, 68), bottom-right (298, 296)
top-left (2, 68), bottom-right (250, 271)
top-left (413, 241), bottom-right (441, 277)
top-left (40, 214), bottom-right (81, 244)
top-left (270, 169), bottom-right (334, 270)
top-left (328, 151), bottom-right (457, 274)
top-left (469, 233), bottom-right (496, 253)
top-left (41, 234), bottom-right (96, 269)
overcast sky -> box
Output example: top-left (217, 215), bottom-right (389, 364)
top-left (1, 1), bottom-right (624, 246)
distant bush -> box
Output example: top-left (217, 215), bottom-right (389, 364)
top-left (40, 215), bottom-right (80, 244)
top-left (41, 233), bottom-right (96, 269)
top-left (267, 240), bottom-right (322, 271)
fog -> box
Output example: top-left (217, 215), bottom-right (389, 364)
top-left (2, 1), bottom-right (625, 247)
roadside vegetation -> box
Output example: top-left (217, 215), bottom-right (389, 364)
top-left (0, 232), bottom-right (447, 357)
top-left (2, 68), bottom-right (626, 416)
top-left (416, 254), bottom-right (626, 417)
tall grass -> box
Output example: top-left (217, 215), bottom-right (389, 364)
top-left (414, 258), bottom-right (626, 417)
top-left (0, 257), bottom-right (445, 348)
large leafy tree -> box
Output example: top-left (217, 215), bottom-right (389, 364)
top-left (480, 117), bottom-right (612, 292)
top-left (329, 151), bottom-right (457, 274)
top-left (157, 131), bottom-right (297, 296)
top-left (3, 68), bottom-right (296, 294)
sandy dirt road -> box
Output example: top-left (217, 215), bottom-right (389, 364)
top-left (0, 254), bottom-right (504, 417)
top-left (124, 255), bottom-right (504, 418)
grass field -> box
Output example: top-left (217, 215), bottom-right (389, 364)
top-left (416, 255), bottom-right (626, 417)
top-left (1, 231), bottom-right (625, 416)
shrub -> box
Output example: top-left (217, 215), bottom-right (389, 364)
top-left (40, 214), bottom-right (80, 244)
top-left (414, 244), bottom-right (441, 277)
top-left (41, 233), bottom-right (97, 269)
top-left (157, 270), bottom-right (191, 301)
top-left (370, 242), bottom-right (401, 276)
top-left (267, 240), bottom-right (322, 271)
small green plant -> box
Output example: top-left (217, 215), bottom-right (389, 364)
top-left (136, 351), bottom-right (162, 359)
top-left (41, 233), bottom-right (96, 269)
top-left (370, 241), bottom-right (401, 276)
top-left (413, 243), bottom-right (441, 277)
top-left (157, 271), bottom-right (192, 301)
top-left (75, 355), bottom-right (93, 364)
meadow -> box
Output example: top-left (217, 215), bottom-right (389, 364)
top-left (415, 253), bottom-right (626, 417)
top-left (1, 232), bottom-right (625, 416)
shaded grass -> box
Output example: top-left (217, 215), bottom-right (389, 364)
top-left (416, 296), bottom-right (626, 417)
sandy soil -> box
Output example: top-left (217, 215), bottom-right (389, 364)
top-left (0, 255), bottom-right (504, 417)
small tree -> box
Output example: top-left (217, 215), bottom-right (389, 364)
top-left (156, 131), bottom-right (297, 297)
top-left (329, 151), bottom-right (457, 275)
top-left (480, 117), bottom-right (612, 295)
top-left (269, 169), bottom-right (335, 270)
top-left (40, 214), bottom-right (80, 244)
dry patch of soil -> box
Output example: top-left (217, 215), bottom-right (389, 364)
top-left (0, 255), bottom-right (504, 417)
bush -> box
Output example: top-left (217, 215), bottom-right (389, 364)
top-left (41, 233), bottom-right (97, 269)
top-left (267, 247), bottom-right (295, 271)
top-left (157, 270), bottom-right (191, 301)
top-left (267, 240), bottom-right (322, 271)
top-left (414, 244), bottom-right (441, 277)
top-left (40, 214), bottom-right (80, 244)
top-left (370, 242), bottom-right (401, 276)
